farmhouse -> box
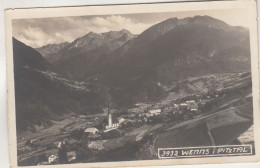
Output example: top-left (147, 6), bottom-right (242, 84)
top-left (180, 103), bottom-right (188, 107)
top-left (186, 100), bottom-right (195, 103)
top-left (67, 151), bottom-right (76, 162)
top-left (144, 113), bottom-right (153, 117)
top-left (84, 127), bottom-right (99, 135)
top-left (118, 117), bottom-right (125, 124)
top-left (48, 154), bottom-right (58, 163)
top-left (173, 104), bottom-right (179, 109)
top-left (45, 149), bottom-right (59, 164)
top-left (149, 108), bottom-right (161, 115)
top-left (53, 141), bottom-right (64, 148)
top-left (189, 103), bottom-right (199, 111)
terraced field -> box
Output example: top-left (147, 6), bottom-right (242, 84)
top-left (153, 101), bottom-right (253, 151)
top-left (154, 120), bottom-right (212, 149)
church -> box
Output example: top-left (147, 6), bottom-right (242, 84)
top-left (105, 106), bottom-right (119, 132)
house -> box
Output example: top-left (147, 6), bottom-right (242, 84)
top-left (84, 127), bottom-right (99, 135)
top-left (105, 123), bottom-right (119, 130)
top-left (180, 103), bottom-right (188, 107)
top-left (48, 154), bottom-right (58, 163)
top-left (118, 118), bottom-right (125, 124)
top-left (79, 115), bottom-right (87, 118)
top-left (144, 112), bottom-right (153, 117)
top-left (186, 100), bottom-right (195, 103)
top-left (67, 151), bottom-right (76, 162)
top-left (189, 103), bottom-right (199, 111)
top-left (45, 148), bottom-right (58, 161)
top-left (53, 141), bottom-right (64, 148)
top-left (173, 104), bottom-right (179, 108)
top-left (149, 109), bottom-right (161, 115)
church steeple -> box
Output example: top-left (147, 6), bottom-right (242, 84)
top-left (105, 104), bottom-right (119, 131)
top-left (108, 105), bottom-right (112, 128)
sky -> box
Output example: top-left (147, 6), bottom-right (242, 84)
top-left (12, 8), bottom-right (250, 48)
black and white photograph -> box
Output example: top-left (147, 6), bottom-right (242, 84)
top-left (5, 0), bottom-right (260, 167)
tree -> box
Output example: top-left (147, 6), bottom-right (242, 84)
top-left (58, 146), bottom-right (68, 164)
top-left (70, 129), bottom-right (84, 140)
top-left (101, 129), bottom-right (123, 139)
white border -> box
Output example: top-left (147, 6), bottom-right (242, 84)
top-left (158, 145), bottom-right (253, 159)
top-left (3, 0), bottom-right (260, 168)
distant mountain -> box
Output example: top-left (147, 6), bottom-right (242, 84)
top-left (66, 29), bottom-right (135, 51)
top-left (35, 29), bottom-right (134, 64)
top-left (33, 15), bottom-right (251, 107)
top-left (101, 15), bottom-right (250, 84)
top-left (61, 15), bottom-right (250, 105)
top-left (13, 38), bottom-right (108, 131)
top-left (52, 29), bottom-right (136, 80)
top-left (35, 42), bottom-right (69, 63)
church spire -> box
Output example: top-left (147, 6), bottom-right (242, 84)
top-left (108, 105), bottom-right (112, 128)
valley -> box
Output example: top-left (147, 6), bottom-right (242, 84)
top-left (12, 15), bottom-right (254, 166)
top-left (16, 71), bottom-right (253, 165)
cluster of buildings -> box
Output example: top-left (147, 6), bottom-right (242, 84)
top-left (135, 99), bottom-right (199, 121)
top-left (33, 99), bottom-right (200, 165)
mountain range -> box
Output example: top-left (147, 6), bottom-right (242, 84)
top-left (14, 15), bottom-right (251, 129)
top-left (47, 15), bottom-right (250, 105)
top-left (36, 29), bottom-right (135, 64)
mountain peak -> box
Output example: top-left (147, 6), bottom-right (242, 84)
top-left (190, 15), bottom-right (227, 25)
top-left (37, 41), bottom-right (69, 49)
top-left (159, 15), bottom-right (228, 28)
top-left (102, 29), bottom-right (133, 36)
top-left (88, 31), bottom-right (97, 35)
top-left (119, 29), bottom-right (131, 34)
top-left (136, 15), bottom-right (241, 44)
top-left (84, 31), bottom-right (100, 38)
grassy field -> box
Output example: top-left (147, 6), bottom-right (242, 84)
top-left (154, 120), bottom-right (212, 149)
top-left (154, 97), bottom-right (253, 150)
top-left (206, 101), bottom-right (253, 145)
top-left (210, 121), bottom-right (252, 145)
top-left (206, 109), bottom-right (250, 130)
top-left (235, 101), bottom-right (253, 118)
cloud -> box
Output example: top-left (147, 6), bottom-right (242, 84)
top-left (12, 15), bottom-right (153, 48)
top-left (12, 8), bottom-right (249, 48)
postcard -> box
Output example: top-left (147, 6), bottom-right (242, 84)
top-left (5, 0), bottom-right (260, 167)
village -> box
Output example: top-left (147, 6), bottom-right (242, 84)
top-left (17, 72), bottom-right (252, 165)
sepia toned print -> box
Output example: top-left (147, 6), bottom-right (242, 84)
top-left (5, 0), bottom-right (260, 167)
